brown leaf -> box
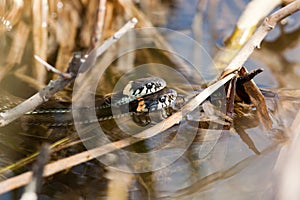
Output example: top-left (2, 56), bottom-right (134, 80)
top-left (239, 67), bottom-right (272, 130)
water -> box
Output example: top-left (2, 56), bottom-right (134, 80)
top-left (1, 0), bottom-right (300, 199)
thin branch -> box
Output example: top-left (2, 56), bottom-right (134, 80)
top-left (0, 73), bottom-right (236, 194)
top-left (223, 0), bottom-right (300, 73)
top-left (0, 18), bottom-right (138, 127)
top-left (34, 55), bottom-right (72, 79)
top-left (0, 53), bottom-right (81, 127)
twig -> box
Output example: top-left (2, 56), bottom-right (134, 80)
top-left (78, 17), bottom-right (138, 73)
top-left (0, 53), bottom-right (81, 127)
top-left (0, 72), bottom-right (236, 194)
top-left (0, 18), bottom-right (138, 127)
top-left (34, 55), bottom-right (72, 79)
top-left (223, 0), bottom-right (300, 73)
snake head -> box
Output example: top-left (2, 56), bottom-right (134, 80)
top-left (150, 88), bottom-right (177, 111)
top-left (123, 77), bottom-right (166, 99)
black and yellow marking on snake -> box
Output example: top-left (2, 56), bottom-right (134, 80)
top-left (123, 77), bottom-right (166, 99)
top-left (106, 76), bottom-right (166, 107)
top-left (25, 76), bottom-right (167, 114)
top-left (17, 77), bottom-right (176, 126)
top-left (133, 88), bottom-right (177, 112)
top-left (21, 87), bottom-right (177, 126)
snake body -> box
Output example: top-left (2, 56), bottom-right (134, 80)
top-left (16, 77), bottom-right (177, 126)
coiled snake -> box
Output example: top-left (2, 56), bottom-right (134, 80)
top-left (5, 77), bottom-right (177, 126)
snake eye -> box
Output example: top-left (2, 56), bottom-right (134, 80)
top-left (146, 82), bottom-right (153, 89)
top-left (159, 96), bottom-right (166, 103)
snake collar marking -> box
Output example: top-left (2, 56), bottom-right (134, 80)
top-left (123, 77), bottom-right (166, 99)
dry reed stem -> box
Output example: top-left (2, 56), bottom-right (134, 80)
top-left (90, 0), bottom-right (107, 49)
top-left (54, 2), bottom-right (80, 77)
top-left (103, 1), bottom-right (114, 37)
top-left (6, 21), bottom-right (29, 65)
top-left (32, 0), bottom-right (48, 84)
top-left (237, 0), bottom-right (282, 29)
top-left (80, 0), bottom-right (99, 48)
top-left (223, 0), bottom-right (300, 73)
top-left (106, 167), bottom-right (133, 200)
top-left (0, 21), bottom-right (29, 81)
top-left (13, 66), bottom-right (45, 91)
top-left (0, 0), bottom-right (24, 33)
